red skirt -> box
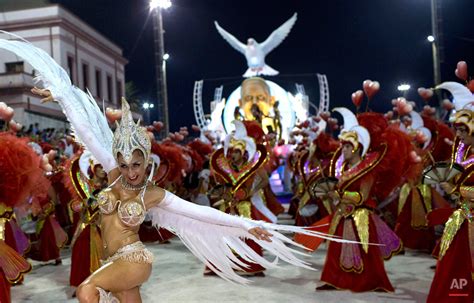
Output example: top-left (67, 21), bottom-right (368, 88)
top-left (0, 269), bottom-right (10, 303)
top-left (39, 218), bottom-right (60, 261)
top-left (320, 216), bottom-right (395, 292)
top-left (30, 217), bottom-right (66, 262)
top-left (394, 202), bottom-right (435, 251)
top-left (427, 221), bottom-right (473, 302)
top-left (70, 225), bottom-right (92, 287)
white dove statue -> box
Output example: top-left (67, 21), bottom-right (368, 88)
top-left (215, 13), bottom-right (297, 78)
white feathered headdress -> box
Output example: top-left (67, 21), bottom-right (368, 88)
top-left (410, 111), bottom-right (432, 150)
top-left (437, 81), bottom-right (474, 134)
top-left (333, 107), bottom-right (370, 157)
top-left (437, 81), bottom-right (474, 111)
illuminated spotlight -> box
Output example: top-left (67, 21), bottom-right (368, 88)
top-left (397, 84), bottom-right (411, 92)
top-left (427, 35), bottom-right (435, 42)
top-left (143, 102), bottom-right (150, 109)
top-left (163, 53), bottom-right (170, 61)
top-left (150, 0), bottom-right (172, 10)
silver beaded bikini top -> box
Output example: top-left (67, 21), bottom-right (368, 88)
top-left (97, 176), bottom-right (146, 227)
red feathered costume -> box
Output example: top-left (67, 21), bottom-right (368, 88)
top-left (187, 139), bottom-right (213, 161)
top-left (0, 133), bottom-right (49, 302)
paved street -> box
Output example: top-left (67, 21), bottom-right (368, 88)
top-left (12, 230), bottom-right (435, 303)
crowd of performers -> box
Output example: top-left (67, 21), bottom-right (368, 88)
top-left (0, 63), bottom-right (473, 302)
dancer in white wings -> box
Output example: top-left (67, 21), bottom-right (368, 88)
top-left (215, 13), bottom-right (297, 77)
top-left (0, 35), bottom-right (355, 303)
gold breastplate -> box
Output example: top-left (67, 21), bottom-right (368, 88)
top-left (97, 189), bottom-right (146, 227)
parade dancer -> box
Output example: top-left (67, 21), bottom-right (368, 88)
top-left (294, 132), bottom-right (339, 226)
top-left (29, 176), bottom-right (68, 265)
top-left (208, 120), bottom-right (273, 276)
top-left (315, 108), bottom-right (407, 292)
top-left (65, 152), bottom-right (107, 288)
top-left (394, 111), bottom-right (452, 252)
top-left (427, 82), bottom-right (474, 302)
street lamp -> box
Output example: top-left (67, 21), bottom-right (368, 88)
top-left (397, 84), bottom-right (411, 92)
top-left (143, 102), bottom-right (155, 124)
top-left (150, 0), bottom-right (171, 10)
top-left (150, 0), bottom-right (171, 138)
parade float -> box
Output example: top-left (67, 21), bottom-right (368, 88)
top-left (192, 13), bottom-right (331, 194)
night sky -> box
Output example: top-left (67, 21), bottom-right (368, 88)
top-left (51, 0), bottom-right (474, 131)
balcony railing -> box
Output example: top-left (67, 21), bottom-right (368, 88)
top-left (0, 71), bottom-right (35, 89)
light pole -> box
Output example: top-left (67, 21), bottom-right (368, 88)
top-left (150, 0), bottom-right (171, 137)
top-left (162, 54), bottom-right (169, 127)
top-left (143, 102), bottom-right (155, 125)
top-left (429, 0), bottom-right (442, 86)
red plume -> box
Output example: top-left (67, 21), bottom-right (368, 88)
top-left (313, 133), bottom-right (339, 157)
top-left (243, 121), bottom-right (266, 144)
top-left (0, 134), bottom-right (50, 207)
top-left (187, 139), bottom-right (213, 157)
top-left (373, 126), bottom-right (414, 201)
top-left (357, 112), bottom-right (389, 149)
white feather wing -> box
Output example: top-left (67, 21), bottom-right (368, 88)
top-left (148, 205), bottom-right (326, 284)
top-left (214, 21), bottom-right (247, 54)
top-left (0, 36), bottom-right (115, 171)
top-left (260, 13), bottom-right (297, 55)
top-left (147, 193), bottom-right (351, 284)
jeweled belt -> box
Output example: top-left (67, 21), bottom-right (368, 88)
top-left (103, 241), bottom-right (154, 264)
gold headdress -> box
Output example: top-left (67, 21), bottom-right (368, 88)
top-left (437, 82), bottom-right (474, 135)
top-left (333, 107), bottom-right (370, 157)
top-left (112, 98), bottom-right (151, 164)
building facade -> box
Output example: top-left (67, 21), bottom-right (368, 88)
top-left (0, 4), bottom-right (127, 129)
